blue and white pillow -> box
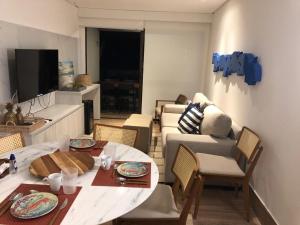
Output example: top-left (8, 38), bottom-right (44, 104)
top-left (178, 103), bottom-right (204, 134)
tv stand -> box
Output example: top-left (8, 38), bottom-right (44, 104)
top-left (0, 84), bottom-right (100, 145)
top-left (56, 84), bottom-right (100, 119)
top-left (27, 104), bottom-right (84, 144)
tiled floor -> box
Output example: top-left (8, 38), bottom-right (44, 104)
top-left (95, 118), bottom-right (261, 225)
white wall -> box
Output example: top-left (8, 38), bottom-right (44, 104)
top-left (78, 8), bottom-right (213, 26)
top-left (142, 21), bottom-right (210, 115)
top-left (0, 0), bottom-right (78, 37)
top-left (204, 0), bottom-right (300, 224)
top-left (0, 0), bottom-right (78, 117)
top-left (86, 28), bottom-right (100, 83)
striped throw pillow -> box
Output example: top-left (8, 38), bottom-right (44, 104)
top-left (178, 103), bottom-right (204, 134)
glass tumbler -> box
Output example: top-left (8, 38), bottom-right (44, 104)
top-left (62, 167), bottom-right (78, 194)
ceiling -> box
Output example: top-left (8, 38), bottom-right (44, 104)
top-left (72, 0), bottom-right (227, 13)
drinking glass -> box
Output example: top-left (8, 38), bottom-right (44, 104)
top-left (104, 145), bottom-right (117, 165)
top-left (58, 135), bottom-right (70, 152)
top-left (62, 167), bottom-right (78, 194)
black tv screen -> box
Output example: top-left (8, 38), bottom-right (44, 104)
top-left (15, 49), bottom-right (58, 102)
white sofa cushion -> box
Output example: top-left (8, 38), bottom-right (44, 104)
top-left (196, 153), bottom-right (245, 177)
top-left (161, 113), bottom-right (181, 127)
top-left (201, 105), bottom-right (232, 138)
top-left (162, 126), bottom-right (181, 151)
top-left (163, 104), bottom-right (187, 114)
top-left (192, 93), bottom-right (211, 105)
top-left (164, 133), bottom-right (236, 182)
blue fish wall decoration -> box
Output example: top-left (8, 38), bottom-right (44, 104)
top-left (212, 51), bottom-right (262, 85)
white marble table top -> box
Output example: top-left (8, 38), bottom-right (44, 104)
top-left (0, 142), bottom-right (159, 225)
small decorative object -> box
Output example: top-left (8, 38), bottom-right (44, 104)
top-left (212, 51), bottom-right (262, 85)
top-left (3, 102), bottom-right (17, 126)
top-left (76, 74), bottom-right (92, 87)
top-left (0, 159), bottom-right (10, 178)
top-left (9, 153), bottom-right (17, 174)
top-left (100, 155), bottom-right (112, 170)
top-left (59, 61), bottom-right (75, 89)
top-left (16, 106), bottom-right (24, 125)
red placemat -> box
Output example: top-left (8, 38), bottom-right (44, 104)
top-left (71, 141), bottom-right (108, 157)
top-left (0, 184), bottom-right (81, 225)
top-left (92, 161), bottom-right (151, 188)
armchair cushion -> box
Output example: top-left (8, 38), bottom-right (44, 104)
top-left (121, 184), bottom-right (180, 219)
top-left (201, 105), bottom-right (232, 138)
top-left (196, 153), bottom-right (245, 177)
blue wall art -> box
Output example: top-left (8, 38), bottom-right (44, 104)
top-left (212, 52), bottom-right (262, 85)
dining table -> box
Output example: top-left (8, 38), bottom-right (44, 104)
top-left (0, 141), bottom-right (159, 225)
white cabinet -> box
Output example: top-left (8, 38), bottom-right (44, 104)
top-left (27, 105), bottom-right (84, 145)
top-left (56, 84), bottom-right (100, 119)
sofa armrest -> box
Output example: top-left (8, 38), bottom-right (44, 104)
top-left (163, 104), bottom-right (187, 114)
top-left (164, 133), bottom-right (235, 183)
top-left (156, 100), bottom-right (175, 107)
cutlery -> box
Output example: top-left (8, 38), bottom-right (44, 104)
top-left (0, 192), bottom-right (23, 217)
top-left (117, 177), bottom-right (148, 185)
top-left (112, 163), bottom-right (120, 178)
top-left (48, 198), bottom-right (68, 225)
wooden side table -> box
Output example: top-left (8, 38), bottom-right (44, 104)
top-left (123, 114), bottom-right (153, 153)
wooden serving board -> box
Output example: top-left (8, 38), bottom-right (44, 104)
top-left (29, 151), bottom-right (95, 178)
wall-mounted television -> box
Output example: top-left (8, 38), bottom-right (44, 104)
top-left (15, 49), bottom-right (59, 102)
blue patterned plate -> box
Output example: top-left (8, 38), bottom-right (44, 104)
top-left (10, 192), bottom-right (58, 219)
top-left (117, 162), bottom-right (149, 178)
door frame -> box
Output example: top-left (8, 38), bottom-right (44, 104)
top-left (85, 27), bottom-right (145, 114)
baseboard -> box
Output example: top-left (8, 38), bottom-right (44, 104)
top-left (250, 187), bottom-right (278, 225)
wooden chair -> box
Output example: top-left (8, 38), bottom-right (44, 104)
top-left (93, 124), bottom-right (138, 147)
top-left (113, 144), bottom-right (202, 225)
top-left (193, 126), bottom-right (263, 221)
top-left (0, 133), bottom-right (25, 155)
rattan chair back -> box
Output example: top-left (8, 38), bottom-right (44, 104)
top-left (0, 133), bottom-right (24, 155)
top-left (171, 144), bottom-right (199, 194)
top-left (93, 124), bottom-right (138, 147)
top-left (236, 127), bottom-right (261, 162)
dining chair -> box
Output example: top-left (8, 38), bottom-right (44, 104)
top-left (113, 144), bottom-right (202, 225)
top-left (0, 132), bottom-right (25, 155)
top-left (193, 126), bottom-right (263, 221)
top-left (93, 124), bottom-right (138, 147)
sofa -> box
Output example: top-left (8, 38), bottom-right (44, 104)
top-left (161, 93), bottom-right (242, 182)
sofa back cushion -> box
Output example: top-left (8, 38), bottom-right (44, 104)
top-left (201, 105), bottom-right (232, 138)
top-left (192, 93), bottom-right (211, 105)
